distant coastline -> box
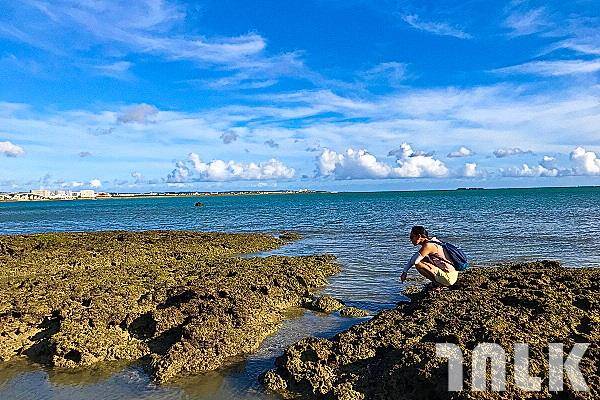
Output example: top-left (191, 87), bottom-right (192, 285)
top-left (0, 189), bottom-right (328, 203)
top-left (1, 185), bottom-right (599, 204)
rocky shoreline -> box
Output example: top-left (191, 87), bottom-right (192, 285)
top-left (0, 230), bottom-right (341, 382)
top-left (264, 261), bottom-right (599, 399)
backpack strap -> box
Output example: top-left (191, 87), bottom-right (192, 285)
top-left (426, 239), bottom-right (444, 246)
top-left (425, 240), bottom-right (454, 267)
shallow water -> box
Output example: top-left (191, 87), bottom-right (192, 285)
top-left (1, 187), bottom-right (599, 399)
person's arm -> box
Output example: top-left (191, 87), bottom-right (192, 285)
top-left (400, 244), bottom-right (434, 282)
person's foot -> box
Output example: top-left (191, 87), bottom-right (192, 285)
top-left (424, 282), bottom-right (448, 292)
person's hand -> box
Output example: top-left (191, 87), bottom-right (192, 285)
top-left (400, 271), bottom-right (407, 282)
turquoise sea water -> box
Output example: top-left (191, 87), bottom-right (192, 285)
top-left (1, 187), bottom-right (599, 399)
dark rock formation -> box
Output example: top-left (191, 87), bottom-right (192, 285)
top-left (339, 307), bottom-right (370, 318)
top-left (265, 261), bottom-right (599, 399)
top-left (0, 231), bottom-right (340, 383)
top-left (304, 295), bottom-right (345, 314)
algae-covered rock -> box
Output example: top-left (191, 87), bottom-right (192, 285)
top-left (265, 261), bottom-right (600, 399)
top-left (304, 295), bottom-right (345, 314)
top-left (339, 307), bottom-right (369, 318)
top-left (0, 231), bottom-right (340, 382)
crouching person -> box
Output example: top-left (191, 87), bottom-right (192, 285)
top-left (400, 225), bottom-right (468, 290)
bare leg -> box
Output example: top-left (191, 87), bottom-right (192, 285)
top-left (415, 262), bottom-right (438, 284)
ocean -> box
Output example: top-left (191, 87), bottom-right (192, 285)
top-left (1, 187), bottom-right (599, 399)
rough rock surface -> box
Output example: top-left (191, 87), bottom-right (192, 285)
top-left (265, 261), bottom-right (599, 399)
top-left (304, 295), bottom-right (346, 314)
top-left (339, 307), bottom-right (370, 318)
top-left (0, 231), bottom-right (340, 382)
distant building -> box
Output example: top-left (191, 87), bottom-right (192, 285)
top-left (77, 190), bottom-right (96, 199)
top-left (31, 189), bottom-right (51, 197)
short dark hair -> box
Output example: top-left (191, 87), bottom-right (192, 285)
top-left (411, 225), bottom-right (429, 238)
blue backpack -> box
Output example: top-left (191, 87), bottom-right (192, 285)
top-left (429, 240), bottom-right (470, 271)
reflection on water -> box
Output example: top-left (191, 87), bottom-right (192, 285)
top-left (0, 310), bottom-right (362, 400)
top-left (1, 188), bottom-right (599, 399)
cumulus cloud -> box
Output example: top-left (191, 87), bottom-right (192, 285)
top-left (317, 148), bottom-right (391, 179)
top-left (447, 146), bottom-right (474, 158)
top-left (90, 179), bottom-right (102, 188)
top-left (117, 103), bottom-right (159, 124)
top-left (571, 147), bottom-right (600, 175)
top-left (493, 147), bottom-right (533, 158)
top-left (317, 143), bottom-right (448, 179)
top-left (500, 164), bottom-right (559, 177)
top-left (497, 148), bottom-right (600, 178)
top-left (540, 155), bottom-right (556, 169)
top-left (388, 146), bottom-right (433, 158)
top-left (220, 131), bottom-right (239, 144)
top-left (168, 153), bottom-right (295, 182)
top-left (0, 141), bottom-right (25, 157)
top-left (462, 163), bottom-right (483, 178)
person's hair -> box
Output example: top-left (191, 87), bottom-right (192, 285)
top-left (411, 225), bottom-right (429, 238)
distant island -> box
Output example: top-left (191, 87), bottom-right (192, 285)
top-left (0, 189), bottom-right (326, 202)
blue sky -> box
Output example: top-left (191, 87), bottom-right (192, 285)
top-left (0, 0), bottom-right (599, 192)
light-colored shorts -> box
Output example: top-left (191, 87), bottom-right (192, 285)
top-left (434, 268), bottom-right (459, 286)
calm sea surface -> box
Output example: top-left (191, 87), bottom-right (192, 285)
top-left (1, 188), bottom-right (599, 399)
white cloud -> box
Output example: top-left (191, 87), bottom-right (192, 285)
top-left (503, 7), bottom-right (550, 37)
top-left (570, 147), bottom-right (600, 175)
top-left (497, 148), bottom-right (600, 178)
top-left (362, 62), bottom-right (407, 86)
top-left (462, 163), bottom-right (482, 178)
top-left (0, 141), bottom-right (25, 157)
top-left (447, 146), bottom-right (473, 158)
top-left (90, 179), bottom-right (102, 188)
top-left (168, 153), bottom-right (295, 182)
top-left (62, 181), bottom-right (85, 188)
top-left (401, 14), bottom-right (471, 39)
top-left (493, 147), bottom-right (533, 158)
top-left (94, 61), bottom-right (133, 80)
top-left (540, 155), bottom-right (556, 169)
top-left (391, 143), bottom-right (449, 178)
top-left (316, 143), bottom-right (448, 179)
top-left (495, 59), bottom-right (600, 76)
top-left (3, 83), bottom-right (600, 189)
top-left (500, 163), bottom-right (559, 177)
top-left (117, 103), bottom-right (159, 124)
top-left (0, 102), bottom-right (30, 116)
top-left (0, 1), bottom-right (310, 89)
top-left (317, 148), bottom-right (392, 179)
